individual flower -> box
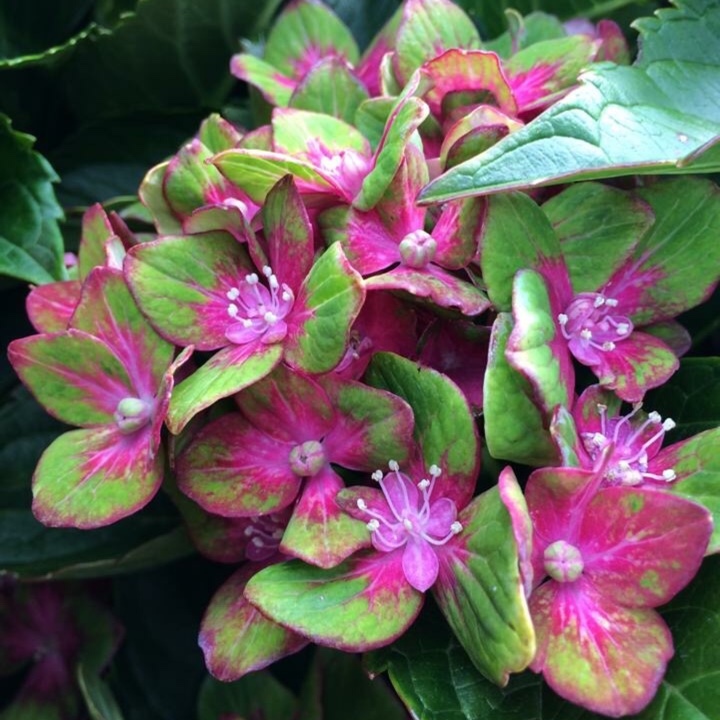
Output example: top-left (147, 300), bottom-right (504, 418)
top-left (125, 175), bottom-right (365, 434)
top-left (9, 268), bottom-right (189, 528)
top-left (526, 462), bottom-right (712, 716)
top-left (176, 364), bottom-right (415, 568)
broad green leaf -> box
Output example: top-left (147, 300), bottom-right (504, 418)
top-left (0, 386), bottom-right (64, 507)
top-left (483, 314), bottom-right (557, 466)
top-left (284, 243), bottom-right (365, 374)
top-left (245, 553), bottom-right (423, 651)
top-left (0, 0), bottom-right (94, 61)
top-left (366, 352), bottom-right (479, 484)
top-left (456, 0), bottom-right (650, 38)
top-left (0, 503), bottom-right (179, 577)
top-left (0, 114), bottom-right (65, 284)
top-left (198, 673), bottom-right (297, 720)
top-left (645, 358), bottom-right (720, 442)
top-left (298, 648), bottom-right (407, 720)
top-left (542, 182), bottom-right (654, 293)
top-left (421, 0), bottom-right (720, 201)
top-left (479, 192), bottom-right (564, 312)
top-left (433, 483), bottom-right (535, 685)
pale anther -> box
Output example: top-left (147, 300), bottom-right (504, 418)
top-left (594, 295), bottom-right (606, 308)
top-left (429, 465), bottom-right (441, 477)
top-left (262, 266), bottom-right (273, 277)
top-left (226, 288), bottom-right (240, 301)
top-left (663, 469), bottom-right (677, 481)
top-left (648, 411), bottom-right (662, 423)
top-left (367, 519), bottom-right (380, 531)
top-left (357, 498), bottom-right (368, 511)
top-left (402, 518), bottom-right (413, 531)
top-left (580, 328), bottom-right (593, 340)
top-left (418, 479), bottom-right (430, 490)
top-left (388, 460), bottom-right (400, 472)
top-left (605, 298), bottom-right (619, 307)
top-left (282, 291), bottom-right (292, 302)
top-left (242, 319), bottom-right (253, 328)
top-left (616, 323), bottom-right (630, 334)
top-left (602, 341), bottom-right (615, 351)
top-left (451, 521), bottom-right (463, 534)
top-left (245, 273), bottom-right (258, 284)
top-left (558, 313), bottom-right (569, 326)
top-left (227, 304), bottom-right (239, 318)
top-left (371, 470), bottom-right (383, 482)
top-left (662, 418), bottom-right (676, 431)
top-left (264, 311), bottom-right (278, 324)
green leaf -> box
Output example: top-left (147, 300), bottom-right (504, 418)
top-left (645, 358), bottom-right (720, 442)
top-left (0, 114), bottom-right (65, 284)
top-left (0, 385), bottom-right (64, 507)
top-left (421, 0), bottom-right (720, 201)
top-left (0, 503), bottom-right (180, 577)
top-left (433, 483), bottom-right (535, 685)
top-left (298, 648), bottom-right (407, 720)
top-left (456, 0), bottom-right (650, 38)
top-left (365, 352), bottom-right (479, 482)
top-left (198, 673), bottom-right (297, 720)
top-left (541, 182), bottom-right (654, 293)
top-left (382, 604), bottom-right (544, 720)
top-left (483, 314), bottom-right (557, 466)
top-left (0, 0), bottom-right (94, 61)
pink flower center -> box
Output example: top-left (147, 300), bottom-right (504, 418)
top-left (355, 461), bottom-right (462, 552)
top-left (243, 513), bottom-right (286, 562)
top-left (114, 396), bottom-right (152, 434)
top-left (225, 265), bottom-right (294, 345)
top-left (558, 292), bottom-right (633, 361)
top-left (288, 440), bottom-right (326, 477)
top-left (544, 540), bottom-right (584, 583)
top-left (581, 402), bottom-right (677, 486)
top-left (399, 230), bottom-right (438, 269)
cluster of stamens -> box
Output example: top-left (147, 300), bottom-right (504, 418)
top-left (581, 402), bottom-right (677, 487)
top-left (558, 293), bottom-right (633, 357)
top-left (225, 265), bottom-right (294, 345)
top-left (355, 461), bottom-right (462, 552)
top-left (243, 514), bottom-right (286, 561)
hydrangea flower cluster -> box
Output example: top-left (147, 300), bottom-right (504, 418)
top-left (7, 0), bottom-right (720, 717)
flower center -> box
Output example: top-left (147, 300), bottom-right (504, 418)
top-left (288, 440), bottom-right (326, 477)
top-left (399, 230), bottom-right (438, 269)
top-left (581, 402), bottom-right (677, 487)
top-left (355, 461), bottom-right (462, 552)
top-left (114, 396), bottom-right (152, 434)
top-left (558, 292), bottom-right (633, 361)
top-left (243, 513), bottom-right (286, 562)
top-left (544, 540), bottom-right (584, 583)
top-left (225, 265), bottom-right (294, 345)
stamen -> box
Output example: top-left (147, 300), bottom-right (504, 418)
top-left (605, 298), bottom-right (618, 307)
top-left (616, 323), bottom-right (630, 334)
top-left (418, 479), bottom-right (430, 490)
top-left (648, 411), bottom-right (662, 424)
top-left (558, 313), bottom-right (569, 326)
top-left (429, 465), bottom-right (441, 478)
top-left (403, 518), bottom-right (413, 531)
top-left (226, 288), bottom-right (240, 301)
top-left (388, 460), bottom-right (400, 472)
top-left (227, 304), bottom-right (239, 318)
top-left (602, 341), bottom-right (615, 351)
top-left (262, 266), bottom-right (273, 277)
top-left (594, 295), bottom-right (605, 308)
top-left (663, 469), bottom-right (677, 481)
top-left (451, 521), bottom-right (463, 534)
top-left (245, 273), bottom-right (259, 285)
top-left (367, 519), bottom-right (380, 531)
top-left (371, 470), bottom-right (383, 482)
top-left (580, 328), bottom-right (593, 340)
top-left (357, 499), bottom-right (368, 511)
top-left (662, 418), bottom-right (676, 432)
top-left (268, 274), bottom-right (279, 290)
top-left (264, 311), bottom-right (278, 324)
top-left (282, 291), bottom-right (292, 302)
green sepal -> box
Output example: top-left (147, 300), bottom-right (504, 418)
top-left (479, 192), bottom-right (564, 312)
top-left (284, 243), bottom-right (365, 374)
top-left (483, 314), bottom-right (557, 466)
top-left (433, 483), bottom-right (535, 685)
top-left (166, 342), bottom-right (283, 435)
top-left (245, 552), bottom-right (424, 652)
top-left (138, 161), bottom-right (183, 234)
top-left (290, 58), bottom-right (369, 124)
top-left (542, 182), bottom-right (654, 293)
